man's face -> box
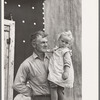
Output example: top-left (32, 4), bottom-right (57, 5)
top-left (35, 35), bottom-right (48, 53)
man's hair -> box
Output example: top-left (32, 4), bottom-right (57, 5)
top-left (30, 30), bottom-right (48, 42)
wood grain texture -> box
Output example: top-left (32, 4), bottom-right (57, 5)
top-left (4, 20), bottom-right (15, 100)
top-left (44, 0), bottom-right (82, 100)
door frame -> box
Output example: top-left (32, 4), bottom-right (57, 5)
top-left (4, 19), bottom-right (15, 100)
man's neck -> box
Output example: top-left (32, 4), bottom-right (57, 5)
top-left (34, 49), bottom-right (45, 61)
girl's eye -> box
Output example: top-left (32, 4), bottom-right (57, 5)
top-left (61, 40), bottom-right (64, 42)
top-left (66, 42), bottom-right (68, 44)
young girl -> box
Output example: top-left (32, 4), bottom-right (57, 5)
top-left (47, 31), bottom-right (74, 100)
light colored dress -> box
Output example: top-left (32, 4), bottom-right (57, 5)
top-left (48, 47), bottom-right (74, 88)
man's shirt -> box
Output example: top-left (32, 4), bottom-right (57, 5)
top-left (13, 52), bottom-right (50, 96)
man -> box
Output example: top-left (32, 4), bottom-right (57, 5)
top-left (13, 31), bottom-right (51, 100)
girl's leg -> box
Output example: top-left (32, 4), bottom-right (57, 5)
top-left (58, 86), bottom-right (65, 100)
top-left (50, 87), bottom-right (58, 100)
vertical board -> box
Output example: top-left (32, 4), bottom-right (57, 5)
top-left (4, 19), bottom-right (15, 100)
top-left (44, 0), bottom-right (82, 100)
top-left (4, 26), bottom-right (10, 100)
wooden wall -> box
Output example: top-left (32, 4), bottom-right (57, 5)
top-left (44, 0), bottom-right (82, 100)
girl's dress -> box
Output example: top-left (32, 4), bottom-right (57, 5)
top-left (48, 47), bottom-right (74, 88)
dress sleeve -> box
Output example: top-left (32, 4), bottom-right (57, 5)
top-left (63, 52), bottom-right (72, 68)
top-left (12, 61), bottom-right (33, 97)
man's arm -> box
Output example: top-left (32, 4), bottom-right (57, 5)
top-left (13, 62), bottom-right (32, 97)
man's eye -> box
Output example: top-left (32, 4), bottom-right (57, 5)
top-left (66, 42), bottom-right (68, 44)
top-left (42, 42), bottom-right (47, 44)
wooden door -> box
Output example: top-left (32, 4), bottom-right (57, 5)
top-left (4, 19), bottom-right (15, 100)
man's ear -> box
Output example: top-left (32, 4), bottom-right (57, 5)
top-left (31, 40), bottom-right (36, 48)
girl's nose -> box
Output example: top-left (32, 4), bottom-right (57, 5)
top-left (62, 42), bottom-right (65, 45)
top-left (44, 42), bottom-right (48, 47)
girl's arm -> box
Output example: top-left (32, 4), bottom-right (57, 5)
top-left (62, 52), bottom-right (72, 80)
top-left (46, 46), bottom-right (59, 53)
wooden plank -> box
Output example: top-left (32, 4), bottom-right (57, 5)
top-left (8, 21), bottom-right (15, 100)
top-left (4, 19), bottom-right (15, 100)
top-left (4, 30), bottom-right (9, 100)
top-left (4, 25), bottom-right (10, 32)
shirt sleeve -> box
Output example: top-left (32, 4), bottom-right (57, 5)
top-left (63, 52), bottom-right (72, 68)
top-left (12, 61), bottom-right (32, 97)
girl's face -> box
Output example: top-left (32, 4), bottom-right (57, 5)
top-left (58, 36), bottom-right (69, 48)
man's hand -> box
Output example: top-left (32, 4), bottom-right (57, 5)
top-left (14, 94), bottom-right (31, 100)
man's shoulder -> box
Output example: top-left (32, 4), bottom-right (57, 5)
top-left (21, 55), bottom-right (34, 65)
top-left (18, 55), bottom-right (35, 70)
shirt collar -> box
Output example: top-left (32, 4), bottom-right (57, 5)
top-left (32, 52), bottom-right (49, 59)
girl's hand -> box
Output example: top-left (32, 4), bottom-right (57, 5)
top-left (62, 72), bottom-right (69, 80)
top-left (46, 49), bottom-right (53, 53)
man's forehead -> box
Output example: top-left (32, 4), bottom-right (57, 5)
top-left (37, 35), bottom-right (48, 41)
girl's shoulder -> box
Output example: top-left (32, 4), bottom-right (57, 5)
top-left (61, 47), bottom-right (72, 55)
top-left (61, 47), bottom-right (70, 52)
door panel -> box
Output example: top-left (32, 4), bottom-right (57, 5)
top-left (4, 25), bottom-right (10, 100)
top-left (4, 19), bottom-right (15, 100)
